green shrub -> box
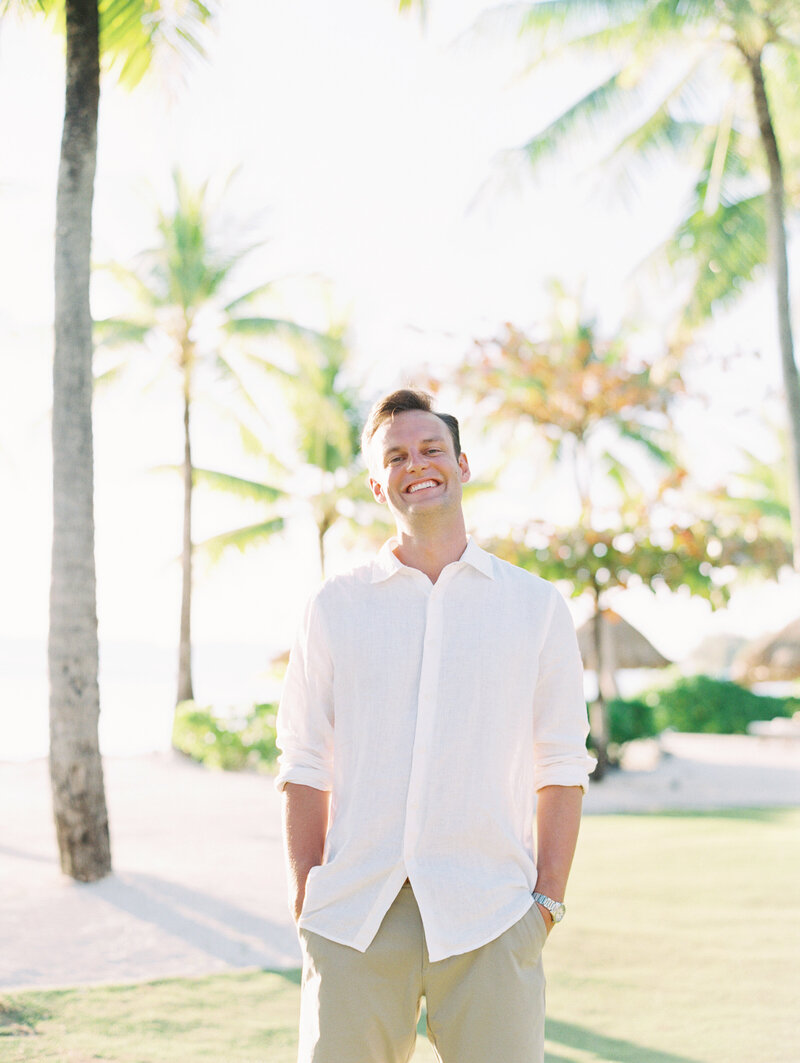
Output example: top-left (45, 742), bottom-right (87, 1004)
top-left (172, 701), bottom-right (278, 771)
top-left (644, 674), bottom-right (799, 734)
top-left (601, 675), bottom-right (799, 742)
top-left (606, 697), bottom-right (659, 745)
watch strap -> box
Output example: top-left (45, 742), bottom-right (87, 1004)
top-left (532, 891), bottom-right (566, 924)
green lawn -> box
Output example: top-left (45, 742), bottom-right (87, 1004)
top-left (2, 809), bottom-right (798, 1062)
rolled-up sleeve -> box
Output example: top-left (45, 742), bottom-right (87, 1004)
top-left (532, 591), bottom-right (595, 792)
top-left (274, 593), bottom-right (335, 793)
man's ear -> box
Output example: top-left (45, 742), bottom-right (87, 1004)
top-left (369, 475), bottom-right (387, 504)
top-left (458, 452), bottom-right (471, 484)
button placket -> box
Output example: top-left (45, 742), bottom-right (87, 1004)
top-left (403, 573), bottom-right (452, 861)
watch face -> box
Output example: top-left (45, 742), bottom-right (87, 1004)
top-left (552, 903), bottom-right (566, 922)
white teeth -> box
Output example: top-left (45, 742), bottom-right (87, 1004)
top-left (408, 480), bottom-right (438, 494)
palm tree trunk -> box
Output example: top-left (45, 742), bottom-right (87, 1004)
top-left (747, 50), bottom-right (800, 571)
top-left (318, 527), bottom-right (326, 578)
top-left (177, 374), bottom-right (194, 704)
top-left (49, 0), bottom-right (111, 882)
top-left (588, 591), bottom-right (609, 780)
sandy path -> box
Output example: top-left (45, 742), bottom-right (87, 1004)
top-left (1, 737), bottom-right (797, 992)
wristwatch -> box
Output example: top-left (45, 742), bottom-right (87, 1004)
top-left (532, 892), bottom-right (566, 925)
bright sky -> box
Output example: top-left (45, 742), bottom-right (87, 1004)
top-left (1, 0), bottom-right (798, 756)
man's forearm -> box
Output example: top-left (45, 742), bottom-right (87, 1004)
top-left (535, 784), bottom-right (583, 927)
top-left (282, 782), bottom-right (330, 922)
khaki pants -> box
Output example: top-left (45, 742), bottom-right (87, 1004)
top-left (297, 883), bottom-right (547, 1063)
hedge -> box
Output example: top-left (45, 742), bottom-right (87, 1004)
top-left (605, 674), bottom-right (799, 746)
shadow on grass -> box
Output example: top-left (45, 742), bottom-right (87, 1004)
top-left (0, 996), bottom-right (50, 1036)
top-left (545, 1017), bottom-right (704, 1063)
top-left (410, 1009), bottom-right (704, 1063)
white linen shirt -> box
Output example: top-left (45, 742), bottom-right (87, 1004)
top-left (275, 537), bottom-right (593, 962)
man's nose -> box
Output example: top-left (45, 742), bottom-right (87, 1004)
top-left (406, 449), bottom-right (428, 470)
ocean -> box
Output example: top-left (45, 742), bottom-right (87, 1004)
top-left (0, 637), bottom-right (279, 761)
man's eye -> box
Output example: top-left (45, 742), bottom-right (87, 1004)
top-left (389, 455), bottom-right (404, 464)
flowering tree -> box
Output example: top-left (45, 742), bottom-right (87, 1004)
top-left (450, 301), bottom-right (790, 771)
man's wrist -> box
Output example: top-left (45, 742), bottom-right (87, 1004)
top-left (532, 891), bottom-right (566, 926)
top-left (535, 900), bottom-right (554, 925)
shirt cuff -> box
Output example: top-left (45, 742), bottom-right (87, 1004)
top-left (534, 758), bottom-right (595, 794)
top-left (274, 764), bottom-right (333, 793)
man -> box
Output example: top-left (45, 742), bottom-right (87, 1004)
top-left (276, 388), bottom-right (593, 1063)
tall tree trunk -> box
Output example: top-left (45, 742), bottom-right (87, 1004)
top-left (748, 51), bottom-right (800, 570)
top-left (49, 0), bottom-right (111, 882)
top-left (177, 372), bottom-right (194, 705)
top-left (318, 523), bottom-right (326, 579)
top-left (588, 591), bottom-right (609, 780)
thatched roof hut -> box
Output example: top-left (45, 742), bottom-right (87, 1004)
top-left (683, 633), bottom-right (748, 677)
top-left (577, 609), bottom-right (671, 672)
top-left (731, 617), bottom-right (800, 684)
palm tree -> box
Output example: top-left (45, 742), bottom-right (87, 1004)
top-left (4, 0), bottom-right (217, 881)
top-left (96, 173), bottom-right (345, 704)
top-left (495, 0), bottom-right (800, 568)
top-left (194, 326), bottom-right (380, 580)
top-left (255, 330), bottom-right (367, 578)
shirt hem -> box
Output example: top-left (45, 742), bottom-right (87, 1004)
top-left (424, 895), bottom-right (535, 963)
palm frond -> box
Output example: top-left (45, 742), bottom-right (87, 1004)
top-left (196, 518), bottom-right (285, 563)
top-left (213, 352), bottom-right (268, 419)
top-left (99, 0), bottom-right (218, 89)
top-left (591, 54), bottom-right (710, 178)
top-left (519, 70), bottom-right (631, 168)
top-left (222, 281), bottom-right (278, 314)
top-left (93, 316), bottom-right (151, 348)
top-left (236, 420), bottom-right (275, 462)
top-left (149, 463), bottom-right (181, 478)
top-left (515, 1), bottom-right (646, 38)
top-left (507, 0), bottom-right (648, 69)
top-left (226, 316), bottom-right (338, 351)
top-left (616, 424), bottom-right (675, 467)
top-left (670, 193), bottom-right (767, 323)
top-left (1, 0), bottom-right (52, 14)
top-left (97, 260), bottom-right (162, 307)
top-left (92, 362), bottom-right (127, 391)
top-left (192, 467), bottom-right (285, 502)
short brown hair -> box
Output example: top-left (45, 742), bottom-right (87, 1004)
top-left (361, 388), bottom-right (461, 460)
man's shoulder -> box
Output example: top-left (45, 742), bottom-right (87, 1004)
top-left (483, 548), bottom-right (559, 598)
top-left (311, 557), bottom-right (378, 603)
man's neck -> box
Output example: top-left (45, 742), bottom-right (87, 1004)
top-left (392, 521), bottom-right (469, 584)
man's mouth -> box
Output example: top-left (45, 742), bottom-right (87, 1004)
top-left (406, 479), bottom-right (440, 494)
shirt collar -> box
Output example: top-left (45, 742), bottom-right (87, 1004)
top-left (371, 535), bottom-right (495, 583)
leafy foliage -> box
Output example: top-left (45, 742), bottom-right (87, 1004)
top-left (452, 298), bottom-right (793, 769)
top-left (492, 510), bottom-right (792, 608)
top-left (705, 428), bottom-right (792, 544)
top-left (496, 1), bottom-right (800, 327)
top-left (465, 316), bottom-right (682, 445)
top-left (457, 304), bottom-right (792, 606)
top-left (193, 325), bottom-right (378, 576)
top-left (172, 700), bottom-right (278, 772)
top-left (99, 0), bottom-right (216, 88)
top-left (608, 675), bottom-right (799, 742)
top-left (604, 696), bottom-right (659, 747)
top-left (6, 0), bottom-right (217, 88)
top-left (94, 170), bottom-right (285, 403)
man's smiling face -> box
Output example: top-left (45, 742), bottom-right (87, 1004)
top-left (368, 409), bottom-right (470, 527)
